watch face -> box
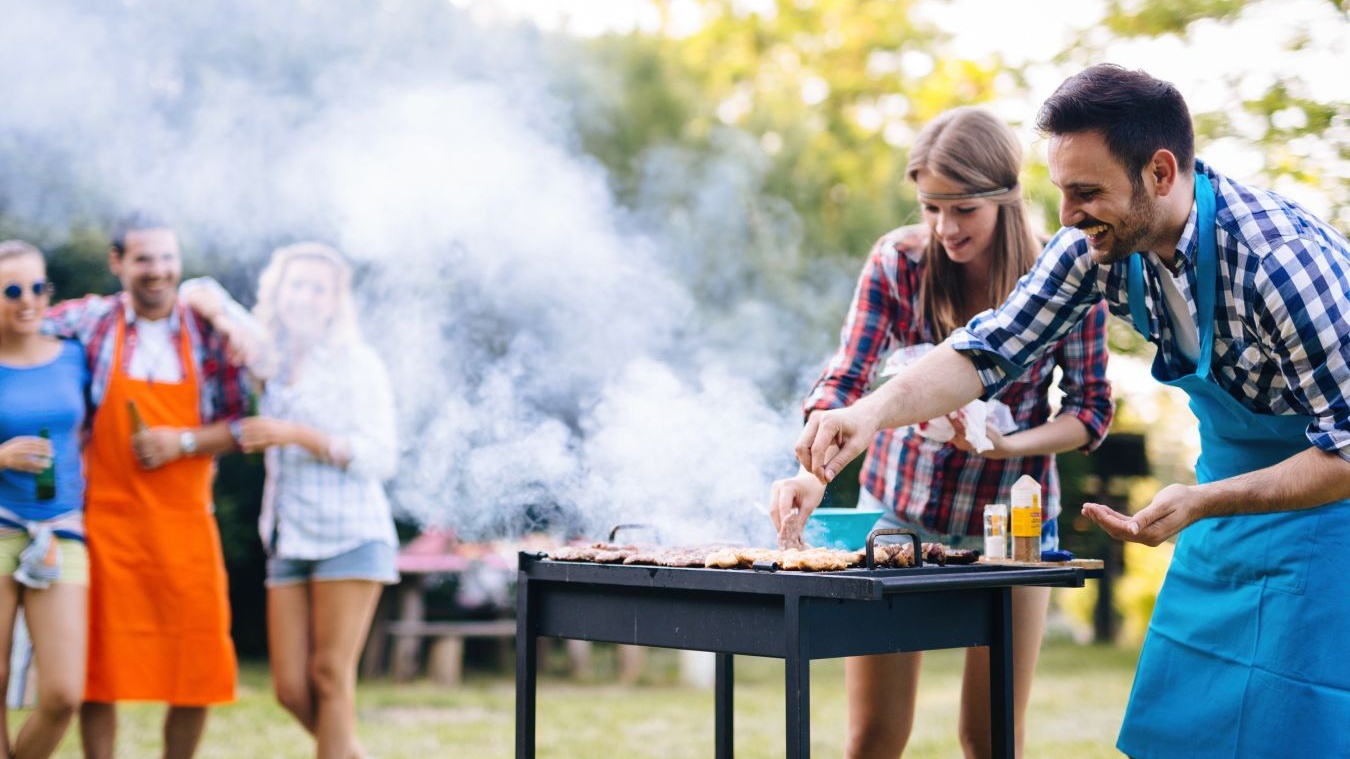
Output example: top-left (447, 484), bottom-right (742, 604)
top-left (181, 431), bottom-right (197, 454)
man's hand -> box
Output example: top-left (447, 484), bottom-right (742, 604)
top-left (212, 315), bottom-right (261, 368)
top-left (1082, 483), bottom-right (1207, 546)
top-left (0, 436), bottom-right (54, 473)
top-left (236, 417), bottom-right (297, 453)
top-left (795, 405), bottom-right (878, 483)
top-left (132, 427), bottom-right (185, 470)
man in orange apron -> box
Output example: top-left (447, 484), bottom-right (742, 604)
top-left (44, 212), bottom-right (250, 759)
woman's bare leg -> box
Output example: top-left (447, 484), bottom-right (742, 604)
top-left (0, 578), bottom-right (22, 759)
top-left (268, 584), bottom-right (316, 732)
top-left (309, 580), bottom-right (381, 759)
top-left (13, 581), bottom-right (86, 759)
top-left (845, 651), bottom-right (923, 759)
top-left (958, 585), bottom-right (1052, 759)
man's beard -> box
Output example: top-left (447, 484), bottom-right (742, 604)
top-left (1089, 184), bottom-right (1161, 265)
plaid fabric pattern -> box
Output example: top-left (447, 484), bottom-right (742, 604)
top-left (259, 340), bottom-right (399, 560)
top-left (805, 225), bottom-right (1114, 537)
top-left (43, 293), bottom-right (248, 424)
top-left (952, 160), bottom-right (1350, 461)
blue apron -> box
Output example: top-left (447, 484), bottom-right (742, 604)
top-left (1116, 175), bottom-right (1350, 758)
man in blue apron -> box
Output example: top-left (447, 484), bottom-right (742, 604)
top-left (793, 63), bottom-right (1350, 758)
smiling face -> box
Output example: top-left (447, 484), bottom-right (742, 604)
top-left (0, 251), bottom-right (50, 340)
top-left (275, 256), bottom-right (340, 344)
top-left (915, 168), bottom-right (1001, 267)
top-left (110, 227), bottom-right (182, 319)
top-left (1048, 130), bottom-right (1166, 264)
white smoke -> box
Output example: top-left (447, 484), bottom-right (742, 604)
top-left (0, 0), bottom-right (834, 543)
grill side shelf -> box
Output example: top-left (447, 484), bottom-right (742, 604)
top-left (872, 565), bottom-right (1085, 594)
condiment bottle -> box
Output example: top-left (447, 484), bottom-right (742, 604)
top-left (34, 428), bottom-right (56, 501)
top-left (1009, 475), bottom-right (1041, 562)
top-left (983, 503), bottom-right (1008, 560)
top-left (245, 384), bottom-right (263, 465)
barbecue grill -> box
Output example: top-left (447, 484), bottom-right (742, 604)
top-left (514, 536), bottom-right (1093, 758)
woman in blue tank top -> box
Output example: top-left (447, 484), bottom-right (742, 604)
top-left (0, 239), bottom-right (91, 759)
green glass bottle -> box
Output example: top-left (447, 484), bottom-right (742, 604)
top-left (127, 401), bottom-right (148, 434)
top-left (35, 428), bottom-right (56, 501)
top-left (246, 387), bottom-right (263, 465)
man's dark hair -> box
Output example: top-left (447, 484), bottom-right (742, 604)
top-left (111, 210), bottom-right (172, 257)
top-left (1036, 64), bottom-right (1195, 190)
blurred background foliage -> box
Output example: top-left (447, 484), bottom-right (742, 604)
top-left (4, 0), bottom-right (1345, 654)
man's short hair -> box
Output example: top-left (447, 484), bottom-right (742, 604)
top-left (1036, 64), bottom-right (1195, 189)
top-left (111, 210), bottom-right (172, 256)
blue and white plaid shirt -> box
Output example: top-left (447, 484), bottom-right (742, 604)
top-left (951, 159), bottom-right (1350, 462)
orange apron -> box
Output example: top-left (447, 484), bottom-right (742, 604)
top-left (83, 307), bottom-right (236, 705)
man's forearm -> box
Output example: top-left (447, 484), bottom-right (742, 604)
top-left (193, 421), bottom-right (239, 456)
top-left (1201, 447), bottom-right (1350, 518)
top-left (857, 343), bottom-right (985, 430)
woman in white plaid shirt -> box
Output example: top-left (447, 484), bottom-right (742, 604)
top-left (235, 242), bottom-right (398, 759)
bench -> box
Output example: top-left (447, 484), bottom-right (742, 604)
top-left (385, 619), bottom-right (517, 685)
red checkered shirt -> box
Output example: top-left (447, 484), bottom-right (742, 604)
top-left (805, 225), bottom-right (1114, 537)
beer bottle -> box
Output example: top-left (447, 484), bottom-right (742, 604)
top-left (246, 387), bottom-right (263, 465)
top-left (127, 400), bottom-right (148, 434)
top-left (35, 428), bottom-right (56, 501)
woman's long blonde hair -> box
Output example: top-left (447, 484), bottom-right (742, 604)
top-left (252, 241), bottom-right (360, 354)
top-left (906, 107), bottom-right (1040, 340)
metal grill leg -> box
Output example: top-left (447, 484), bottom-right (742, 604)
top-left (989, 587), bottom-right (1014, 759)
top-left (784, 595), bottom-right (810, 758)
top-left (515, 576), bottom-right (537, 759)
top-left (715, 653), bottom-right (734, 758)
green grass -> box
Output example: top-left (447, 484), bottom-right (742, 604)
top-left (15, 639), bottom-right (1136, 758)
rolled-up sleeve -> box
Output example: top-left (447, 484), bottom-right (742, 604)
top-left (950, 228), bottom-right (1104, 400)
top-left (1254, 240), bottom-right (1350, 461)
top-left (339, 345), bottom-right (399, 480)
top-left (804, 237), bottom-right (905, 417)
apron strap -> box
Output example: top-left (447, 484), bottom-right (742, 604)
top-left (1193, 173), bottom-right (1217, 378)
top-left (1123, 169), bottom-right (1219, 379)
top-left (1127, 254), bottom-right (1150, 336)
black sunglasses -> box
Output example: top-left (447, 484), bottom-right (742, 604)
top-left (2, 280), bottom-right (54, 300)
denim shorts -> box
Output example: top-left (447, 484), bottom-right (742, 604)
top-left (0, 533), bottom-right (89, 585)
top-left (266, 541), bottom-right (399, 588)
top-left (859, 490), bottom-right (1060, 552)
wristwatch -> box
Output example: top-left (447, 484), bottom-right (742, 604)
top-left (180, 430), bottom-right (198, 456)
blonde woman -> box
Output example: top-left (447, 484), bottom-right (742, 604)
top-left (0, 240), bottom-right (90, 759)
top-left (237, 242), bottom-right (397, 759)
top-left (770, 108), bottom-right (1114, 758)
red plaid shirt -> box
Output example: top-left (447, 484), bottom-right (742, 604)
top-left (805, 226), bottom-right (1114, 537)
top-left (44, 293), bottom-right (248, 426)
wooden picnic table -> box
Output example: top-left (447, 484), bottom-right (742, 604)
top-left (360, 530), bottom-right (516, 683)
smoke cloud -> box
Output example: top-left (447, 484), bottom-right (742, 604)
top-left (0, 0), bottom-right (841, 545)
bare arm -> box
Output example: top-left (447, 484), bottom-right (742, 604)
top-left (1083, 447), bottom-right (1350, 545)
top-left (236, 417), bottom-right (345, 465)
top-left (131, 421), bottom-right (237, 469)
top-left (956, 415), bottom-right (1090, 460)
top-left (796, 343), bottom-right (984, 482)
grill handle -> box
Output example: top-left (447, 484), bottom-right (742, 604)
top-left (607, 523), bottom-right (662, 544)
top-left (865, 528), bottom-right (923, 570)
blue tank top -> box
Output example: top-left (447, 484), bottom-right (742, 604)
top-left (0, 339), bottom-right (89, 521)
